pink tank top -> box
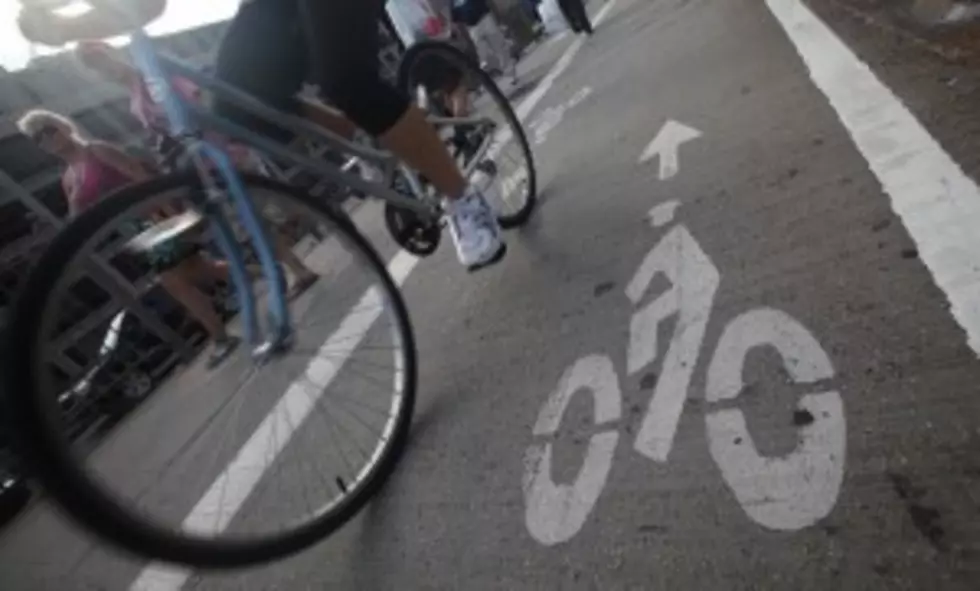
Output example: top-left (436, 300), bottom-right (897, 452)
top-left (63, 150), bottom-right (132, 214)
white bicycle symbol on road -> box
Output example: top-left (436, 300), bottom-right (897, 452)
top-left (523, 201), bottom-right (847, 545)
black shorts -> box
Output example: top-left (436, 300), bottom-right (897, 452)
top-left (212, 0), bottom-right (409, 138)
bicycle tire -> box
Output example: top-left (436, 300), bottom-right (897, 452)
top-left (2, 172), bottom-right (417, 568)
top-left (398, 40), bottom-right (537, 229)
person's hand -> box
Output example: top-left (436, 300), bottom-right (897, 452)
top-left (17, 6), bottom-right (69, 46)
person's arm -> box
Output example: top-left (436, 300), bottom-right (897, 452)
top-left (62, 172), bottom-right (82, 219)
top-left (91, 142), bottom-right (183, 219)
top-left (19, 0), bottom-right (166, 46)
top-left (89, 142), bottom-right (153, 182)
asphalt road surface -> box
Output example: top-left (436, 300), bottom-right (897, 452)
top-left (4, 0), bottom-right (980, 588)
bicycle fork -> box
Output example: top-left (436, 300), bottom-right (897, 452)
top-left (194, 143), bottom-right (293, 358)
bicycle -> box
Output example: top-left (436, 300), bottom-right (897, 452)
top-left (2, 13), bottom-right (535, 569)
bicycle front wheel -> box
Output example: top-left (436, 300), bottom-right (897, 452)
top-left (2, 172), bottom-right (417, 567)
top-left (399, 40), bottom-right (537, 228)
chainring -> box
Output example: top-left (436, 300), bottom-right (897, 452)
top-left (383, 202), bottom-right (442, 257)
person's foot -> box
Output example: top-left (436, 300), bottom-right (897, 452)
top-left (207, 335), bottom-right (240, 369)
top-left (445, 190), bottom-right (506, 272)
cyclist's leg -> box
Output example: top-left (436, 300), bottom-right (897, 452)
top-left (157, 254), bottom-right (239, 367)
top-left (298, 0), bottom-right (505, 269)
top-left (213, 0), bottom-right (503, 268)
top-left (230, 145), bottom-right (320, 292)
top-left (297, 0), bottom-right (464, 198)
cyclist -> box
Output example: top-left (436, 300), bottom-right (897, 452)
top-left (17, 108), bottom-right (241, 367)
top-left (18, 0), bottom-right (507, 271)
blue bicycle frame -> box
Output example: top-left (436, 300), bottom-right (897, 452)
top-left (127, 30), bottom-right (292, 352)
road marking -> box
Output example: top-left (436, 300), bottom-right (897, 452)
top-left (638, 120), bottom-right (702, 180)
top-left (647, 199), bottom-right (680, 227)
top-left (524, 355), bottom-right (621, 545)
top-left (544, 31), bottom-right (569, 48)
top-left (130, 251), bottom-right (418, 590)
top-left (766, 0), bottom-right (980, 355)
top-left (130, 2), bottom-right (619, 588)
top-left (705, 309), bottom-right (845, 531)
top-left (528, 86), bottom-right (593, 146)
top-left (515, 0), bottom-right (620, 122)
top-left (524, 218), bottom-right (845, 543)
top-left (626, 225), bottom-right (719, 462)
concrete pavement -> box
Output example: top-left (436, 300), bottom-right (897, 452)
top-left (4, 0), bottom-right (980, 588)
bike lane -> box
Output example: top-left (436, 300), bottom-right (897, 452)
top-left (185, 0), bottom-right (980, 588)
top-left (511, 0), bottom-right (980, 588)
top-left (5, 0), bottom-right (980, 588)
top-left (137, 0), bottom-right (980, 588)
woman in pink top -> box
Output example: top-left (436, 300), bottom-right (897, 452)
top-left (76, 41), bottom-right (262, 171)
top-left (17, 109), bottom-right (241, 368)
top-left (75, 41), bottom-right (318, 295)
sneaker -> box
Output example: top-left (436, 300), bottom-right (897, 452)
top-left (445, 190), bottom-right (506, 271)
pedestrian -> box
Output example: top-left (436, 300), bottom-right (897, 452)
top-left (452, 0), bottom-right (519, 85)
top-left (558, 0), bottom-right (592, 35)
top-left (17, 108), bottom-right (242, 368)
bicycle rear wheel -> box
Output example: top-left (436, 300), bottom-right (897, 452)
top-left (2, 172), bottom-right (417, 568)
top-left (398, 40), bottom-right (537, 228)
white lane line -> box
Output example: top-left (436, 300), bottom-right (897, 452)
top-left (766, 0), bottom-right (980, 355)
top-left (130, 2), bottom-right (619, 589)
top-left (130, 251), bottom-right (418, 591)
top-left (516, 0), bottom-right (619, 121)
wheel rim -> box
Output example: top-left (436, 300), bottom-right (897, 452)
top-left (20, 174), bottom-right (416, 559)
top-left (403, 43), bottom-right (536, 226)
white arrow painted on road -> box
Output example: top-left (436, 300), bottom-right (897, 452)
top-left (639, 120), bottom-right (702, 180)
